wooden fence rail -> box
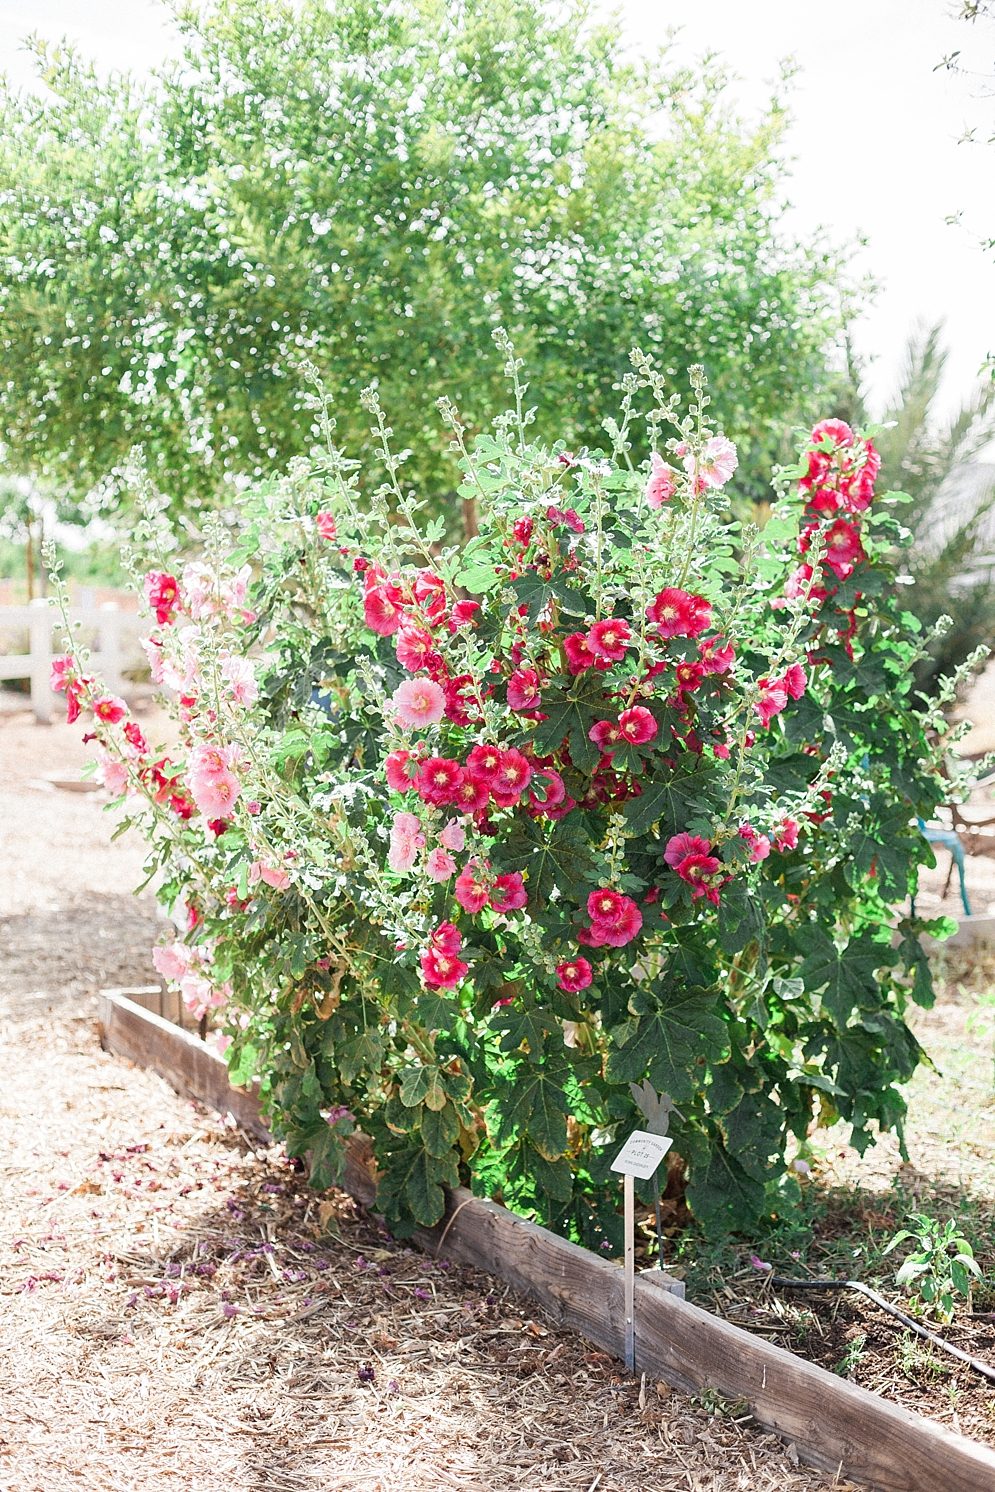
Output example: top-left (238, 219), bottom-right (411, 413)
top-left (0, 603), bottom-right (149, 723)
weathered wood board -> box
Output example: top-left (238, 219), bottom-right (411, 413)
top-left (97, 989), bottom-right (995, 1492)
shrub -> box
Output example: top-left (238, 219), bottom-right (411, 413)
top-left (51, 345), bottom-right (955, 1242)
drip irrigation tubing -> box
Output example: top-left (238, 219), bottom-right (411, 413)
top-left (771, 1276), bottom-right (995, 1384)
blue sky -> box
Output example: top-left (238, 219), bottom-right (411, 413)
top-left (2, 0), bottom-right (993, 420)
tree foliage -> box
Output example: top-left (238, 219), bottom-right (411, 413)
top-left (0, 0), bottom-right (845, 516)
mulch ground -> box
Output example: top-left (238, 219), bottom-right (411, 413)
top-left (0, 933), bottom-right (841, 1492)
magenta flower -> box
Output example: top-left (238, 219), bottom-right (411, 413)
top-left (646, 588), bottom-right (712, 640)
top-left (556, 957), bottom-right (593, 992)
top-left (415, 756), bottom-right (462, 806)
top-left (507, 667), bottom-right (542, 711)
top-left (664, 832), bottom-right (711, 869)
top-left (618, 706), bottom-right (657, 745)
top-left (489, 872), bottom-right (527, 912)
top-left (588, 719), bottom-right (622, 750)
top-left (587, 618), bottom-right (632, 661)
top-left (455, 861), bottom-right (490, 913)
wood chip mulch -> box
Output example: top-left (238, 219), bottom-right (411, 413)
top-left (0, 993), bottom-right (849, 1492)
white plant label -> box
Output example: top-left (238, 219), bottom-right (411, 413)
top-left (610, 1130), bottom-right (673, 1180)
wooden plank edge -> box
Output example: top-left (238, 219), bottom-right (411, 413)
top-left (97, 990), bottom-right (995, 1492)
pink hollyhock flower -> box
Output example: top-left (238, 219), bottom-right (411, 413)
top-left (775, 818), bottom-right (800, 854)
top-left (755, 678), bottom-right (789, 729)
top-left (222, 655), bottom-right (258, 707)
top-left (507, 668), bottom-right (542, 711)
top-left (249, 861), bottom-right (291, 890)
top-left (452, 770), bottom-right (490, 814)
top-left (644, 451), bottom-right (677, 509)
top-left (95, 746), bottom-right (129, 797)
top-left (220, 565), bottom-right (253, 621)
top-left (842, 439), bottom-right (880, 512)
top-left (684, 435), bottom-right (738, 490)
top-left (144, 571), bottom-right (180, 625)
top-left (50, 655), bottom-right (74, 693)
top-left (152, 942), bottom-right (195, 983)
top-left (448, 599), bottom-right (480, 632)
top-left (589, 719), bottom-right (623, 751)
top-left (388, 811), bottom-right (424, 873)
top-left (528, 769), bottom-right (566, 812)
top-left (810, 418), bottom-right (854, 447)
top-left (92, 694), bottom-right (128, 725)
top-left (180, 974), bottom-right (216, 1018)
top-left (415, 757), bottom-right (463, 806)
top-left (513, 516), bottom-right (534, 546)
top-left (188, 743), bottom-right (238, 779)
top-left (699, 637), bottom-right (735, 674)
top-left (618, 706), bottom-right (658, 745)
top-left (181, 562), bottom-right (216, 619)
top-left (822, 518), bottom-right (866, 580)
top-left (392, 677), bottom-right (446, 729)
top-left (547, 505), bottom-right (585, 533)
top-left (673, 661), bottom-right (704, 695)
top-left (395, 621), bottom-right (439, 673)
top-left (491, 749), bottom-right (533, 805)
top-left (665, 832), bottom-right (711, 869)
top-left (364, 584), bottom-right (405, 636)
top-left (431, 922), bottom-right (462, 956)
top-left (426, 847), bottom-right (457, 883)
top-left (673, 852), bottom-right (725, 902)
top-left (421, 945), bottom-right (469, 990)
top-left (557, 957), bottom-right (593, 993)
top-left (455, 862), bottom-right (491, 913)
top-left (467, 744), bottom-right (504, 783)
top-left (191, 770), bottom-right (241, 818)
top-left (413, 569), bottom-right (447, 624)
top-left (439, 820), bottom-right (467, 852)
top-left (315, 510), bottom-right (337, 541)
top-left (739, 824), bottom-right (771, 862)
top-left (490, 872), bottom-right (527, 912)
top-left (583, 889), bottom-right (643, 948)
top-left (587, 618), bottom-right (632, 662)
top-left (385, 749), bottom-right (417, 793)
top-left (646, 588), bottom-right (711, 640)
top-left (782, 663), bottom-right (807, 701)
top-left (563, 632), bottom-right (598, 674)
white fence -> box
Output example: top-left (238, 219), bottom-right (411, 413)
top-left (0, 601), bottom-right (150, 724)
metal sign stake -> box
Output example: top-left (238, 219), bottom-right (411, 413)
top-left (623, 1172), bottom-right (635, 1371)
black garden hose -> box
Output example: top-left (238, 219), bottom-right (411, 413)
top-left (771, 1276), bottom-right (995, 1384)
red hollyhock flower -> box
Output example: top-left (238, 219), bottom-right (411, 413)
top-left (588, 719), bottom-right (622, 750)
top-left (455, 862), bottom-right (490, 913)
top-left (143, 571), bottom-right (180, 625)
top-left (664, 832), bottom-right (711, 868)
top-left (528, 769), bottom-right (566, 813)
top-left (452, 769), bottom-right (490, 814)
top-left (413, 569), bottom-right (447, 624)
top-left (618, 706), bottom-right (658, 745)
top-left (385, 750), bottom-right (417, 793)
top-left (587, 618), bottom-right (632, 661)
top-left (512, 517), bottom-right (534, 546)
top-left (395, 622), bottom-right (439, 673)
top-left (92, 694), bottom-right (128, 725)
top-left (822, 518), bottom-right (866, 580)
top-left (364, 584), bottom-right (405, 636)
top-left (444, 674), bottom-right (483, 727)
top-left (546, 505), bottom-right (585, 533)
top-left (490, 873), bottom-right (527, 912)
top-left (755, 678), bottom-right (789, 729)
top-left (774, 817), bottom-right (800, 853)
top-left (782, 663), bottom-right (807, 700)
top-left (415, 757), bottom-right (462, 806)
top-left (563, 632), bottom-right (598, 674)
top-left (699, 637), bottom-right (735, 674)
top-left (581, 889), bottom-right (643, 948)
top-left (673, 852), bottom-right (725, 903)
top-left (490, 749), bottom-right (532, 805)
top-left (353, 557), bottom-right (371, 573)
top-left (315, 511), bottom-right (337, 541)
top-left (467, 744), bottom-right (504, 783)
top-left (544, 794), bottom-right (577, 821)
top-left (447, 599), bottom-right (480, 632)
top-left (124, 721), bottom-right (148, 754)
top-left (646, 588), bottom-right (711, 640)
top-left (673, 661), bottom-right (704, 696)
top-left (507, 668), bottom-right (542, 711)
top-left (430, 921), bottom-right (462, 955)
top-left (739, 823), bottom-right (771, 862)
top-left (556, 957), bottom-right (593, 992)
top-left (421, 945), bottom-right (468, 989)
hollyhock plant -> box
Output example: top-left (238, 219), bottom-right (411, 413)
top-left (52, 348), bottom-right (949, 1249)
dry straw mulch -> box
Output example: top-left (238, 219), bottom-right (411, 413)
top-left (0, 993), bottom-right (850, 1492)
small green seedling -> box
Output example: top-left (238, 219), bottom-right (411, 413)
top-left (883, 1213), bottom-right (983, 1323)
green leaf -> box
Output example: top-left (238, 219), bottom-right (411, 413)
top-left (720, 1089), bottom-right (786, 1182)
top-left (455, 564), bottom-right (503, 593)
top-left (228, 1042), bottom-right (258, 1089)
top-left (530, 678), bottom-right (610, 773)
top-left (376, 1144), bottom-right (458, 1227)
top-left (415, 990), bottom-right (460, 1032)
top-left (399, 1064), bottom-right (449, 1111)
top-left (499, 1070), bottom-right (570, 1159)
top-left (685, 1142), bottom-right (766, 1231)
top-left (494, 817), bottom-right (596, 906)
top-left (623, 770), bottom-right (712, 839)
top-left (605, 985), bottom-right (727, 1102)
top-left (420, 1100), bottom-right (460, 1157)
top-left (305, 1124), bottom-right (348, 1191)
top-left (798, 928), bottom-right (895, 1026)
top-left (338, 1029), bottom-right (386, 1086)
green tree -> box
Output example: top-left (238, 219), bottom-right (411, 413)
top-left (0, 0), bottom-right (845, 522)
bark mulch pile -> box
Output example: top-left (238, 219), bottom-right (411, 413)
top-left (0, 993), bottom-right (845, 1491)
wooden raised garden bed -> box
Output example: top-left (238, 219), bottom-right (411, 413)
top-left (98, 987), bottom-right (995, 1492)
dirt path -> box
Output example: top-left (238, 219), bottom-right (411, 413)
top-left (0, 715), bottom-right (841, 1490)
